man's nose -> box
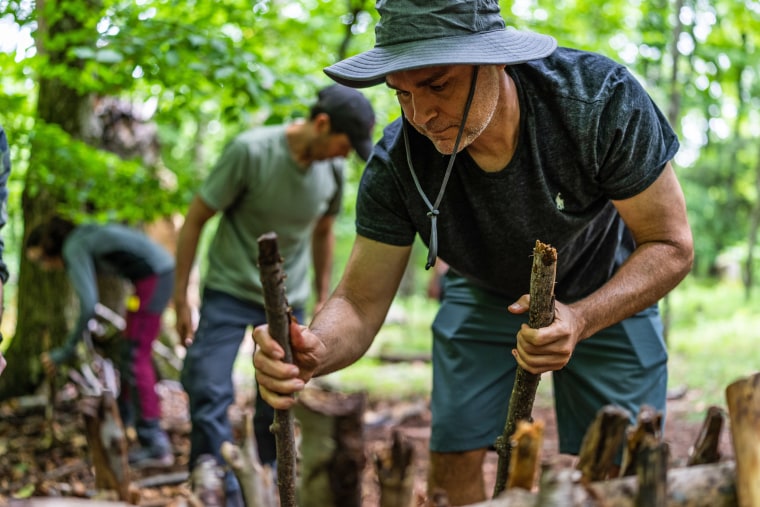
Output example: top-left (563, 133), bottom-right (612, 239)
top-left (409, 94), bottom-right (436, 126)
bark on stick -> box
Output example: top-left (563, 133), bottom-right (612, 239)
top-left (493, 240), bottom-right (557, 498)
top-left (257, 232), bottom-right (297, 507)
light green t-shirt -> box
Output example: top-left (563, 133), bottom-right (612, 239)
top-left (200, 124), bottom-right (344, 307)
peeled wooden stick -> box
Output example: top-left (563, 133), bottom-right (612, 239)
top-left (506, 420), bottom-right (545, 491)
top-left (725, 372), bottom-right (760, 507)
top-left (493, 240), bottom-right (557, 498)
top-left (221, 411), bottom-right (276, 507)
top-left (257, 232), bottom-right (297, 507)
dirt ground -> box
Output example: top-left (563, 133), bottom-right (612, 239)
top-left (0, 377), bottom-right (735, 506)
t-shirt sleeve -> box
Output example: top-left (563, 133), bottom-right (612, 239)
top-left (594, 66), bottom-right (680, 200)
top-left (355, 134), bottom-right (418, 247)
top-left (199, 136), bottom-right (253, 211)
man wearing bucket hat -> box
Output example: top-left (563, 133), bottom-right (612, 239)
top-left (174, 84), bottom-right (374, 505)
top-left (253, 0), bottom-right (693, 503)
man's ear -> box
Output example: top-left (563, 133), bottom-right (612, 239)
top-left (313, 112), bottom-right (332, 135)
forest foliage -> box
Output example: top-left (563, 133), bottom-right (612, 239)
top-left (0, 0), bottom-right (758, 395)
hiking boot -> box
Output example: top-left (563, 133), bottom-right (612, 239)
top-left (129, 445), bottom-right (175, 468)
top-left (131, 418), bottom-right (174, 468)
top-left (191, 454), bottom-right (225, 507)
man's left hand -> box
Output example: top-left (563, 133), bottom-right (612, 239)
top-left (508, 295), bottom-right (583, 374)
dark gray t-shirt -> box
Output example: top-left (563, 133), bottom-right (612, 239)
top-left (356, 47), bottom-right (680, 302)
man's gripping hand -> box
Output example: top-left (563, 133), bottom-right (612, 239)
top-left (252, 320), bottom-right (325, 410)
top-left (508, 294), bottom-right (584, 375)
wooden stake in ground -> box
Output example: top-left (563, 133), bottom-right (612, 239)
top-left (221, 410), bottom-right (276, 507)
top-left (493, 240), bottom-right (557, 498)
top-left (257, 232), bottom-right (298, 507)
top-left (294, 387), bottom-right (368, 507)
top-left (471, 460), bottom-right (738, 507)
top-left (687, 405), bottom-right (725, 466)
top-left (505, 420), bottom-right (545, 491)
top-left (725, 372), bottom-right (760, 507)
top-left (576, 404), bottom-right (631, 482)
top-left (374, 429), bottom-right (416, 507)
top-left (80, 391), bottom-right (132, 502)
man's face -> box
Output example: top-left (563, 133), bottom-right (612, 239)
top-left (308, 115), bottom-right (353, 162)
top-left (386, 64), bottom-right (501, 155)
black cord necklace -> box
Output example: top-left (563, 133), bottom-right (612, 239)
top-left (402, 66), bottom-right (480, 269)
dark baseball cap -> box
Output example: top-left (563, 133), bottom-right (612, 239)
top-left (316, 84), bottom-right (375, 161)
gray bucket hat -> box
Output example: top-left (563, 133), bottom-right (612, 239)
top-left (325, 0), bottom-right (557, 88)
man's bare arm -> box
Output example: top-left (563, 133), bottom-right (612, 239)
top-left (311, 214), bottom-right (336, 311)
top-left (310, 236), bottom-right (411, 375)
top-left (513, 163), bottom-right (693, 373)
top-left (174, 195), bottom-right (217, 344)
top-left (254, 235), bottom-right (411, 407)
top-left (572, 162), bottom-right (694, 338)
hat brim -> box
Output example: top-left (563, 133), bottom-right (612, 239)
top-left (325, 28), bottom-right (557, 88)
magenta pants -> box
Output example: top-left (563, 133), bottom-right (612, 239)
top-left (120, 270), bottom-right (173, 422)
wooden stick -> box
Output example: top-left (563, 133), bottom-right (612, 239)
top-left (493, 240), bottom-right (557, 498)
top-left (476, 460), bottom-right (738, 506)
top-left (620, 405), bottom-right (662, 477)
top-left (257, 232), bottom-right (298, 507)
top-left (80, 390), bottom-right (131, 501)
top-left (221, 411), bottom-right (276, 507)
top-left (725, 372), bottom-right (760, 507)
top-left (687, 405), bottom-right (725, 466)
top-left (506, 419), bottom-right (545, 491)
top-left (635, 436), bottom-right (669, 507)
top-left (576, 404), bottom-right (631, 482)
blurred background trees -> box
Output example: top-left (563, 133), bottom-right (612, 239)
top-left (0, 0), bottom-right (757, 398)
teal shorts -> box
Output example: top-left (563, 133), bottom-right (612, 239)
top-left (430, 271), bottom-right (668, 455)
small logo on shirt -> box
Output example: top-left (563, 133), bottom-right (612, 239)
top-left (555, 193), bottom-right (565, 211)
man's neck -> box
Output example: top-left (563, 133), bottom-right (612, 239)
top-left (467, 72), bottom-right (520, 173)
top-left (285, 120), bottom-right (312, 168)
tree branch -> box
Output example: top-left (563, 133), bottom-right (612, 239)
top-left (257, 232), bottom-right (297, 507)
top-left (493, 240), bottom-right (557, 498)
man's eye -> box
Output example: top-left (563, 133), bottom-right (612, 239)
top-left (430, 84), bottom-right (445, 92)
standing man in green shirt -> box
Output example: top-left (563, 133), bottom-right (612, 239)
top-left (174, 84), bottom-right (374, 506)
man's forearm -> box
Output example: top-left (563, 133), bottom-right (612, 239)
top-left (174, 225), bottom-right (202, 303)
top-left (308, 293), bottom-right (386, 377)
top-left (570, 240), bottom-right (692, 340)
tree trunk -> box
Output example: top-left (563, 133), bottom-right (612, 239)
top-left (375, 430), bottom-right (416, 507)
top-left (293, 387), bottom-right (367, 507)
top-left (1, 0), bottom-right (102, 400)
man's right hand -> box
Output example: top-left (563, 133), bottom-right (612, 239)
top-left (174, 299), bottom-right (195, 347)
top-left (252, 321), bottom-right (325, 410)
